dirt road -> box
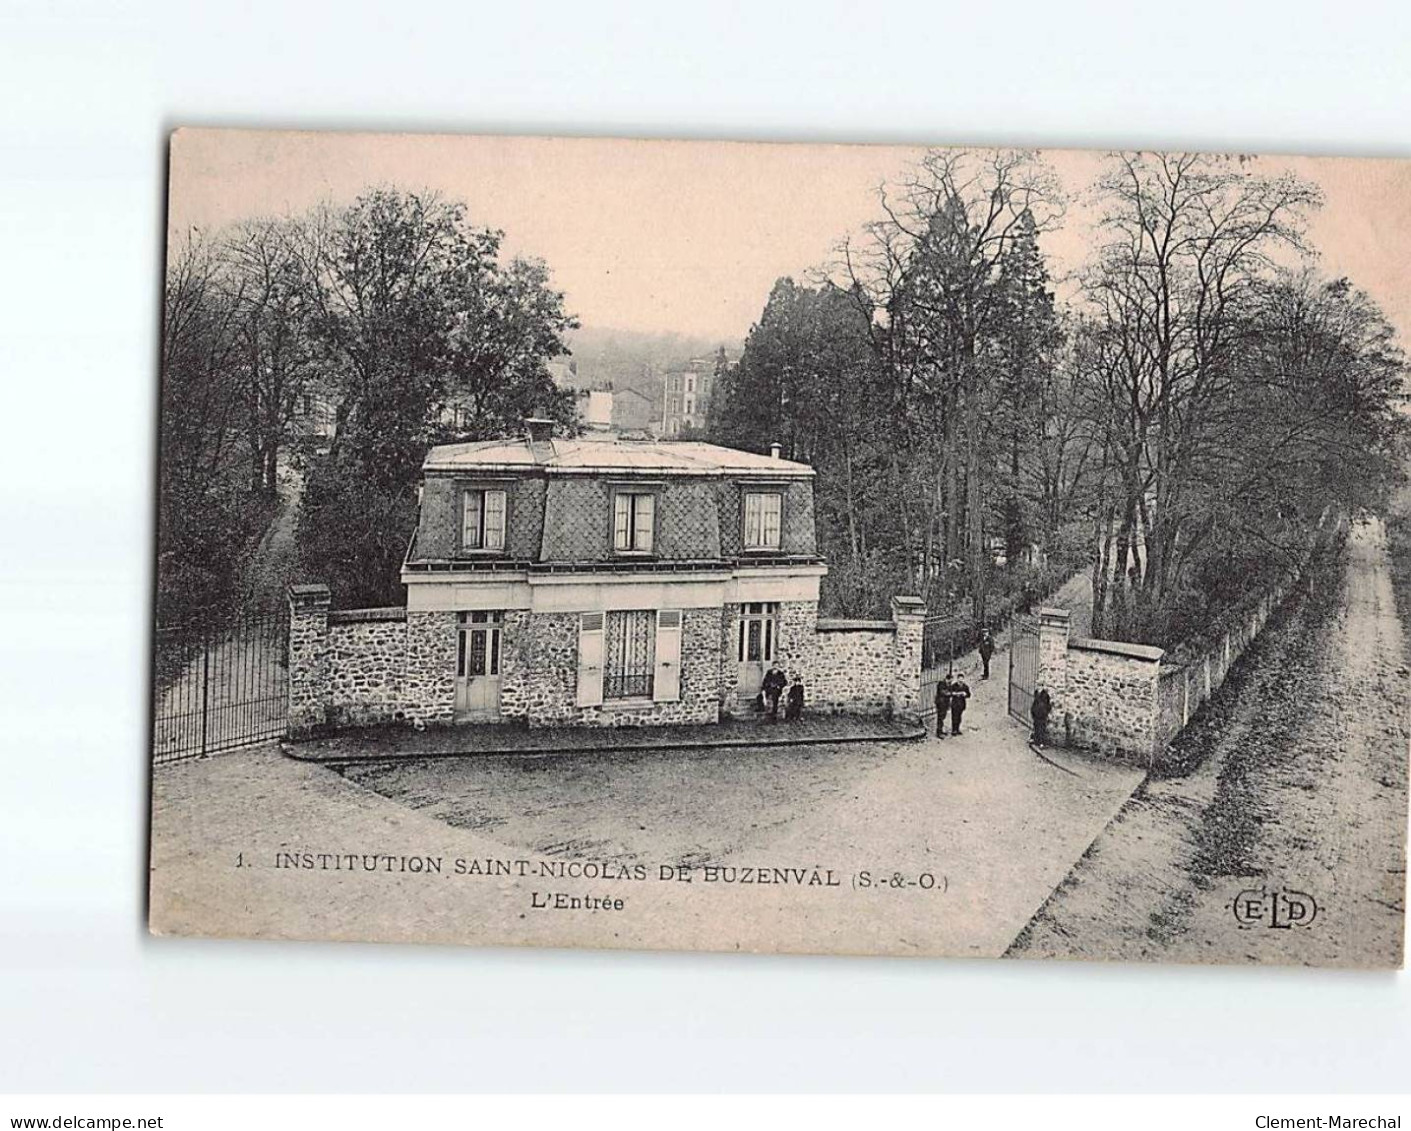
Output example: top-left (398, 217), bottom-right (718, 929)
top-left (1010, 519), bottom-right (1409, 967)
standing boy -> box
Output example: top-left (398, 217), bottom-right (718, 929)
top-left (933, 675), bottom-right (953, 739)
top-left (762, 663), bottom-right (788, 719)
top-left (949, 673), bottom-right (971, 735)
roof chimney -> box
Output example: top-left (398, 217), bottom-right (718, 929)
top-left (524, 416), bottom-right (556, 463)
top-left (769, 441), bottom-right (782, 460)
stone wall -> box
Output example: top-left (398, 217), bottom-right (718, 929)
top-left (495, 608), bottom-right (534, 722)
top-left (288, 593), bottom-right (452, 730)
top-left (326, 607), bottom-right (407, 726)
top-left (288, 585), bottom-right (925, 734)
top-left (579, 607), bottom-right (722, 727)
top-left (774, 599), bottom-right (819, 674)
top-left (1061, 638), bottom-right (1164, 758)
top-left (888, 595), bottom-right (926, 722)
top-left (288, 584), bottom-right (331, 736)
top-left (510, 607), bottom-right (724, 727)
top-left (806, 619), bottom-right (896, 715)
top-left (402, 611), bottom-right (457, 726)
top-left (1153, 580), bottom-right (1292, 750)
top-left (749, 595), bottom-right (926, 721)
top-left (1035, 607), bottom-right (1167, 763)
top-left (1036, 557), bottom-right (1306, 767)
top-left (718, 602), bottom-right (742, 711)
top-left (508, 610), bottom-right (579, 725)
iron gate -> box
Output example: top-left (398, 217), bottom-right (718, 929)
top-left (919, 610), bottom-right (971, 723)
top-left (1008, 613), bottom-right (1039, 724)
top-left (151, 609), bottom-right (290, 764)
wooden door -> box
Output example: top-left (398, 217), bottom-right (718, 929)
top-left (456, 611), bottom-right (503, 721)
top-left (736, 601), bottom-right (778, 701)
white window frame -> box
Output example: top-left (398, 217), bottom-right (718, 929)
top-left (743, 491), bottom-right (783, 551)
top-left (612, 490), bottom-right (656, 554)
top-left (462, 487), bottom-right (508, 552)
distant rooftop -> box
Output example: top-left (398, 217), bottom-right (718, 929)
top-left (423, 437), bottom-right (813, 478)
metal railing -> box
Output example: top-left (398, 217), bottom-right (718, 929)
top-left (151, 609), bottom-right (290, 764)
top-left (604, 673), bottom-right (655, 700)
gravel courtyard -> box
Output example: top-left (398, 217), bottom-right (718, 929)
top-left (150, 663), bottom-right (1145, 958)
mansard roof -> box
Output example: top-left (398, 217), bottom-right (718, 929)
top-left (423, 437), bottom-right (813, 478)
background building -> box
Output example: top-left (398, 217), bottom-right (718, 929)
top-left (662, 355), bottom-right (721, 436)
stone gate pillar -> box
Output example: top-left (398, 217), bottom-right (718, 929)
top-left (889, 595), bottom-right (926, 722)
top-left (1036, 606), bottom-right (1071, 725)
top-left (288, 583), bottom-right (331, 737)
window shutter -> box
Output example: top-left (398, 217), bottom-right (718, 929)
top-left (576, 612), bottom-right (604, 707)
top-left (483, 489), bottom-right (507, 550)
top-left (763, 493), bottom-right (781, 548)
top-left (462, 489), bottom-right (481, 549)
top-left (635, 493), bottom-right (655, 552)
top-left (613, 494), bottom-right (630, 550)
top-left (744, 492), bottom-right (761, 547)
top-left (654, 610), bottom-right (682, 702)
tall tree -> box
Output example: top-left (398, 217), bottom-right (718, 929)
top-left (1079, 152), bottom-right (1324, 640)
top-left (838, 149), bottom-right (1065, 608)
top-left (158, 232), bottom-right (264, 621)
top-left (223, 217), bottom-right (321, 497)
top-left (441, 254), bottom-right (579, 439)
top-left (987, 208), bottom-right (1064, 565)
top-left (712, 278), bottom-right (901, 613)
top-left (294, 188), bottom-right (580, 606)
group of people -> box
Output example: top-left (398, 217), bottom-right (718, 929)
top-left (932, 671), bottom-right (972, 737)
top-left (760, 664), bottom-right (805, 721)
top-left (932, 628), bottom-right (994, 738)
top-left (755, 628), bottom-right (1057, 748)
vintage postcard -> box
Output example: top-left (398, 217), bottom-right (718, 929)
top-left (149, 128), bottom-right (1410, 966)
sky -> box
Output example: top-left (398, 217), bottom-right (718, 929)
top-left (168, 129), bottom-right (1411, 346)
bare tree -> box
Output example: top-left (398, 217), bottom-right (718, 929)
top-left (1079, 152), bottom-right (1323, 639)
top-left (223, 217), bottom-right (322, 497)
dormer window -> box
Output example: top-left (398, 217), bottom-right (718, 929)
top-left (613, 490), bottom-right (655, 553)
top-left (743, 491), bottom-right (782, 550)
top-left (462, 487), bottom-right (507, 552)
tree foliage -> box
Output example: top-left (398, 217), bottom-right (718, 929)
top-left (711, 279), bottom-right (903, 612)
top-left (714, 149), bottom-right (1407, 647)
top-left (158, 187), bottom-right (580, 618)
top-left (1072, 153), bottom-right (1406, 643)
top-left (158, 232), bottom-right (289, 623)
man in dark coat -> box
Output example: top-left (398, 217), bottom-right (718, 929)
top-left (949, 674), bottom-right (971, 735)
top-left (1031, 687), bottom-right (1052, 746)
top-left (784, 674), bottom-right (805, 721)
top-left (978, 630), bottom-right (995, 680)
top-left (933, 675), bottom-right (953, 738)
top-left (762, 663), bottom-right (788, 719)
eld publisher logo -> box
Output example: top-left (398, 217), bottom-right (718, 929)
top-left (1231, 886), bottom-right (1318, 930)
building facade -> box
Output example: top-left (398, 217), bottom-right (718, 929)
top-left (610, 385), bottom-right (656, 433)
top-left (660, 358), bottom-right (715, 436)
top-left (402, 426), bottom-right (824, 727)
top-left (287, 424), bottom-right (925, 733)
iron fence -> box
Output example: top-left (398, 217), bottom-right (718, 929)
top-left (1008, 613), bottom-right (1040, 724)
top-left (152, 609), bottom-right (290, 764)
